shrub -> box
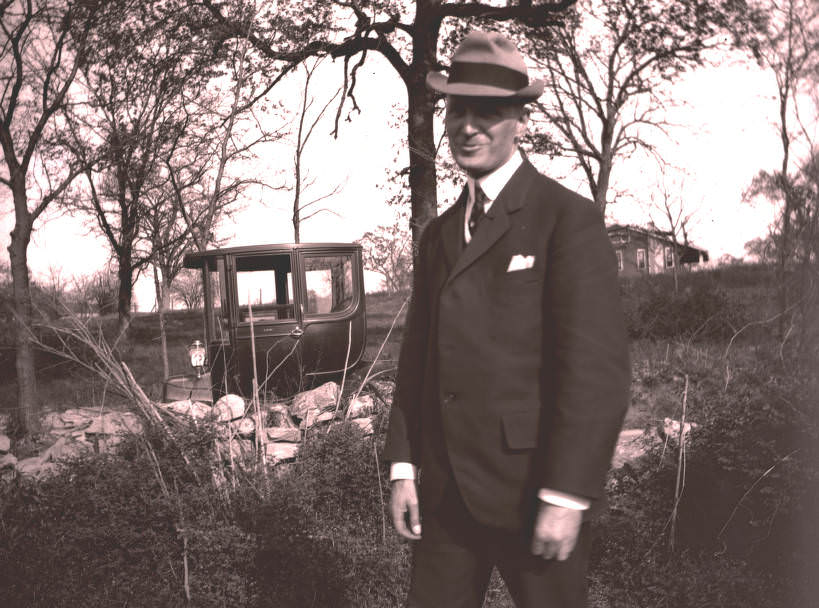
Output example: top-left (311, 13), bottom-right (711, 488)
top-left (594, 341), bottom-right (818, 607)
top-left (0, 418), bottom-right (410, 608)
top-left (246, 422), bottom-right (410, 608)
top-left (622, 277), bottom-right (746, 340)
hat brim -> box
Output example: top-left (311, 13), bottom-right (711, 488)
top-left (426, 71), bottom-right (543, 101)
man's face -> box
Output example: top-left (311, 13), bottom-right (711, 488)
top-left (445, 96), bottom-right (528, 178)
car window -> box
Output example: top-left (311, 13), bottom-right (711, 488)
top-left (208, 259), bottom-right (229, 340)
top-left (235, 254), bottom-right (295, 322)
top-left (303, 255), bottom-right (354, 316)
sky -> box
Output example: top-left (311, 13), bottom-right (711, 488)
top-left (0, 43), bottom-right (801, 308)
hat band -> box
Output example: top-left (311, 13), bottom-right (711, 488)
top-left (448, 61), bottom-right (529, 91)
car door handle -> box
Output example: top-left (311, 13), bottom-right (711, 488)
top-left (289, 327), bottom-right (304, 338)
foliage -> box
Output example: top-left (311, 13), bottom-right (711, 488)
top-left (0, 0), bottom-right (106, 433)
top-left (521, 0), bottom-right (765, 214)
top-left (743, 0), bottom-right (819, 343)
top-left (202, 0), bottom-right (577, 247)
top-left (358, 204), bottom-right (413, 294)
top-left (0, 419), bottom-right (409, 608)
top-left (171, 268), bottom-right (204, 310)
top-left (595, 340), bottom-right (818, 607)
top-left (620, 273), bottom-right (747, 340)
top-left (2, 275), bottom-right (814, 608)
top-left (247, 423), bottom-right (410, 607)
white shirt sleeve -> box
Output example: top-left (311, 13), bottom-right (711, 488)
top-left (537, 488), bottom-right (591, 510)
top-left (391, 460), bottom-right (589, 510)
top-left (389, 462), bottom-right (418, 481)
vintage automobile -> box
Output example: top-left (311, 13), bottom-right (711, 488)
top-left (163, 243), bottom-right (367, 402)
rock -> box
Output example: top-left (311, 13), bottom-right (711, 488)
top-left (351, 417), bottom-right (374, 435)
top-left (266, 442), bottom-right (299, 463)
top-left (163, 400), bottom-right (213, 420)
top-left (16, 456), bottom-right (47, 477)
top-left (299, 408), bottom-right (336, 429)
top-left (216, 437), bottom-right (254, 461)
top-left (291, 382), bottom-right (339, 420)
top-left (85, 411), bottom-right (143, 436)
top-left (267, 403), bottom-right (296, 427)
top-left (59, 408), bottom-right (96, 428)
top-left (42, 411), bottom-right (70, 431)
top-left (41, 436), bottom-right (91, 461)
top-left (0, 434), bottom-right (10, 453)
top-left (611, 429), bottom-right (655, 469)
top-left (347, 395), bottom-right (374, 419)
top-left (232, 417), bottom-right (256, 438)
top-left (369, 379), bottom-right (395, 402)
top-left (0, 453), bottom-right (17, 469)
top-left (266, 427), bottom-right (301, 442)
top-left (659, 417), bottom-right (698, 446)
top-left (214, 394), bottom-right (246, 421)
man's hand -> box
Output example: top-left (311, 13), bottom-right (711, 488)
top-left (390, 478), bottom-right (422, 540)
top-left (530, 502), bottom-right (583, 561)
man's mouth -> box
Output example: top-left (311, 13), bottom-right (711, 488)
top-left (459, 142), bottom-right (483, 153)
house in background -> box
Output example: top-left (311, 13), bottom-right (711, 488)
top-left (607, 224), bottom-right (709, 278)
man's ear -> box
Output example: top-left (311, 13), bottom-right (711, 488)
top-left (515, 106), bottom-right (530, 141)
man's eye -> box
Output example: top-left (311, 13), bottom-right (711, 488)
top-left (476, 108), bottom-right (500, 119)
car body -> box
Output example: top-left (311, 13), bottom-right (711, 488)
top-left (165, 243), bottom-right (366, 401)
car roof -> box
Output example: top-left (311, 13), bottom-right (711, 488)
top-left (183, 242), bottom-right (362, 268)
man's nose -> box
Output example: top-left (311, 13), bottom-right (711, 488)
top-left (460, 108), bottom-right (479, 134)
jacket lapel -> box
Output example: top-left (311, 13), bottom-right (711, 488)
top-left (445, 161), bottom-right (536, 285)
top-left (439, 187), bottom-right (466, 275)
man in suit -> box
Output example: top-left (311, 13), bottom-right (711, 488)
top-left (383, 31), bottom-right (630, 607)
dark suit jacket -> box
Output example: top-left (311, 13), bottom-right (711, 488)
top-left (383, 160), bottom-right (630, 531)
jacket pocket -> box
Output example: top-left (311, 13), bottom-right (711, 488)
top-left (499, 267), bottom-right (540, 284)
top-left (501, 410), bottom-right (540, 450)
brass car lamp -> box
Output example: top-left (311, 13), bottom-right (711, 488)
top-left (188, 340), bottom-right (207, 378)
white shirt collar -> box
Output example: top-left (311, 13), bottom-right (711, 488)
top-left (464, 151), bottom-right (523, 242)
top-left (468, 150), bottom-right (524, 207)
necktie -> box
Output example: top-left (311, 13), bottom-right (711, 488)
top-left (468, 186), bottom-right (487, 237)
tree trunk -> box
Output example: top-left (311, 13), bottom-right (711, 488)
top-left (293, 189), bottom-right (301, 243)
top-left (153, 266), bottom-right (170, 381)
top-left (672, 246), bottom-right (679, 294)
top-left (406, 12), bottom-right (442, 248)
top-left (594, 136), bottom-right (614, 217)
top-left (8, 183), bottom-right (39, 435)
top-left (117, 247), bottom-right (134, 335)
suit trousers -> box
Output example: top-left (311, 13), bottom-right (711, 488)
top-left (406, 480), bottom-right (591, 608)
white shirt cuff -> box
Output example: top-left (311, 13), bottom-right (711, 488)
top-left (538, 488), bottom-right (591, 510)
top-left (389, 462), bottom-right (417, 481)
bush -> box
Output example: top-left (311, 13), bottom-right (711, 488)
top-left (621, 277), bottom-right (746, 340)
top-left (0, 418), bottom-right (410, 608)
top-left (594, 342), bottom-right (818, 607)
top-left (246, 422), bottom-right (410, 608)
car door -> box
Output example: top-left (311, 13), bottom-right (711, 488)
top-left (229, 251), bottom-right (305, 397)
top-left (297, 248), bottom-right (366, 380)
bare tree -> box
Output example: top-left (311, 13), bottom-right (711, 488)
top-left (645, 172), bottom-right (698, 293)
top-left (358, 201), bottom-right (413, 294)
top-left (171, 268), bottom-right (204, 310)
top-left (291, 58), bottom-right (342, 243)
top-left (147, 3), bottom-right (284, 376)
top-left (199, 0), bottom-right (576, 248)
top-left (521, 0), bottom-right (764, 216)
top-left (63, 0), bottom-right (223, 335)
top-left (745, 0), bottom-right (819, 335)
top-left (0, 0), bottom-right (100, 433)
top-left (39, 264), bottom-right (68, 319)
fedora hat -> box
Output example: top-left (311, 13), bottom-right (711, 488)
top-left (426, 31), bottom-right (544, 100)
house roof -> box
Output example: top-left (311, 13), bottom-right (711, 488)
top-left (606, 224), bottom-right (709, 263)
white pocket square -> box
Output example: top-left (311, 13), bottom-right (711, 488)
top-left (507, 254), bottom-right (535, 272)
